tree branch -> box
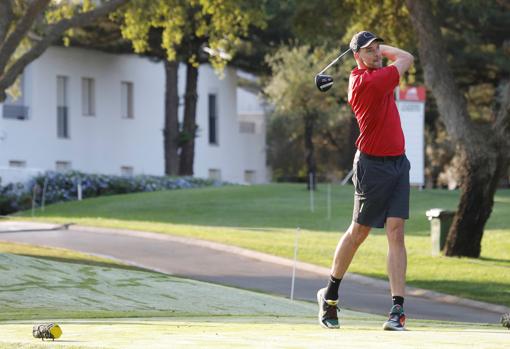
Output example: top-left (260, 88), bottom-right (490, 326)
top-left (0, 0), bottom-right (15, 44)
top-left (0, 0), bottom-right (51, 74)
top-left (0, 0), bottom-right (129, 101)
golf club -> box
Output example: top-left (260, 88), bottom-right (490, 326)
top-left (315, 48), bottom-right (352, 92)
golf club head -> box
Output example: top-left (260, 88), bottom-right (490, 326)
top-left (315, 74), bottom-right (334, 92)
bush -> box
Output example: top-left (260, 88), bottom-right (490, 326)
top-left (0, 171), bottom-right (226, 215)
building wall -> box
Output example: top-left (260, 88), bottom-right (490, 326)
top-left (236, 88), bottom-right (268, 184)
top-left (0, 46), bottom-right (268, 185)
top-left (1, 46), bottom-right (165, 177)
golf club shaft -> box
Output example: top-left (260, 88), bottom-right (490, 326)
top-left (318, 48), bottom-right (352, 75)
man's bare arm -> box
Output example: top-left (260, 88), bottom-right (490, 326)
top-left (380, 45), bottom-right (414, 77)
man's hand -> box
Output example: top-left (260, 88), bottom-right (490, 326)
top-left (380, 45), bottom-right (414, 77)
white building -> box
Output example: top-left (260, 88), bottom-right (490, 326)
top-left (0, 46), bottom-right (268, 185)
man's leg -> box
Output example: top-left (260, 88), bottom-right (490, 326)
top-left (317, 221), bottom-right (371, 329)
top-left (386, 217), bottom-right (406, 297)
top-left (331, 221), bottom-right (372, 279)
top-left (383, 217), bottom-right (407, 331)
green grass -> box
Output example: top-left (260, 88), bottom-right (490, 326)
top-left (0, 251), bottom-right (315, 321)
top-left (0, 246), bottom-right (507, 349)
top-left (0, 318), bottom-right (507, 349)
top-left (13, 183), bottom-right (510, 307)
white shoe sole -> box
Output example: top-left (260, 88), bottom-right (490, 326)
top-left (383, 321), bottom-right (406, 331)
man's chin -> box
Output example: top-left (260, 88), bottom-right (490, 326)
top-left (366, 62), bottom-right (382, 69)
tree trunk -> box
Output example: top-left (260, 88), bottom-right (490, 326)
top-left (163, 60), bottom-right (180, 176)
top-left (406, 0), bottom-right (509, 257)
top-left (444, 149), bottom-right (506, 256)
top-left (179, 62), bottom-right (199, 176)
top-left (304, 113), bottom-right (317, 191)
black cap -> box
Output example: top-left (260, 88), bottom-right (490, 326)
top-left (349, 31), bottom-right (384, 52)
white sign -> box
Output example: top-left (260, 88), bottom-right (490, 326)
top-left (397, 86), bottom-right (426, 186)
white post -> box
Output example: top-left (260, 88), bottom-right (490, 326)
top-left (41, 177), bottom-right (48, 211)
top-left (327, 183), bottom-right (331, 220)
top-left (309, 173), bottom-right (315, 213)
top-left (290, 227), bottom-right (301, 301)
top-left (31, 185), bottom-right (38, 217)
top-left (77, 183), bottom-right (82, 201)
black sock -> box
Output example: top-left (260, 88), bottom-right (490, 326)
top-left (324, 275), bottom-right (342, 300)
top-left (392, 296), bottom-right (404, 307)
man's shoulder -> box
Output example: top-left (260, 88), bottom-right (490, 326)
top-left (351, 66), bottom-right (399, 93)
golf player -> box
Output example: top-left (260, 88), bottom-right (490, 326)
top-left (317, 31), bottom-right (414, 331)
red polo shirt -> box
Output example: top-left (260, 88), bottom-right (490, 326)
top-left (348, 65), bottom-right (405, 156)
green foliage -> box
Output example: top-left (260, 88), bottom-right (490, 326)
top-left (45, 0), bottom-right (99, 46)
top-left (115, 0), bottom-right (184, 59)
top-left (291, 0), bottom-right (354, 49)
top-left (264, 45), bottom-right (348, 115)
top-left (267, 107), bottom-right (354, 181)
top-left (230, 0), bottom-right (297, 74)
top-left (116, 0), bottom-right (266, 71)
top-left (264, 45), bottom-right (355, 179)
top-left (0, 171), bottom-right (226, 215)
top-left (343, 0), bottom-right (414, 50)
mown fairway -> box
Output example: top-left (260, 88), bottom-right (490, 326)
top-left (15, 183), bottom-right (510, 307)
top-left (0, 245), bottom-right (507, 349)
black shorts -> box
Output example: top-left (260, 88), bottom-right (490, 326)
top-left (352, 150), bottom-right (410, 228)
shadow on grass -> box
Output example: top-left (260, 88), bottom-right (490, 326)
top-left (407, 279), bottom-right (510, 308)
top-left (478, 256), bottom-right (510, 266)
top-left (14, 254), bottom-right (155, 274)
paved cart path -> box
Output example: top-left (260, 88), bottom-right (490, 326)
top-left (0, 221), bottom-right (507, 324)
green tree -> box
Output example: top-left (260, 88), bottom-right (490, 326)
top-left (238, 1), bottom-right (363, 185)
top-left (264, 45), bottom-right (352, 190)
top-left (231, 0), bottom-right (296, 75)
top-left (267, 105), bottom-right (355, 183)
top-left (0, 0), bottom-right (129, 102)
top-left (405, 0), bottom-right (510, 257)
top-left (117, 0), bottom-right (266, 175)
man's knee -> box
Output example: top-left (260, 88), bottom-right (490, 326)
top-left (348, 222), bottom-right (371, 246)
top-left (386, 219), bottom-right (405, 245)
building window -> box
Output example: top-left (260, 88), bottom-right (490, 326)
top-left (55, 161), bottom-right (71, 172)
top-left (121, 166), bottom-right (134, 176)
top-left (121, 81), bottom-right (134, 119)
top-left (3, 74), bottom-right (29, 120)
top-left (57, 76), bottom-right (69, 138)
top-left (208, 169), bottom-right (221, 181)
top-left (82, 77), bottom-right (95, 116)
top-left (244, 170), bottom-right (256, 184)
top-left (208, 94), bottom-right (218, 144)
top-left (9, 160), bottom-right (26, 168)
top-left (239, 121), bottom-right (256, 134)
